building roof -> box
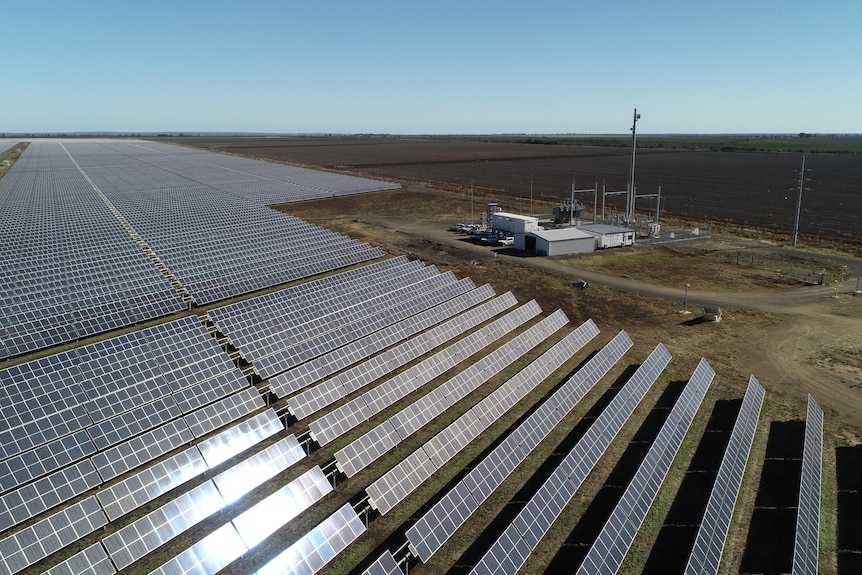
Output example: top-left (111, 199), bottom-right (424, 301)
top-left (529, 227), bottom-right (594, 242)
top-left (578, 224), bottom-right (635, 235)
top-left (492, 212), bottom-right (539, 223)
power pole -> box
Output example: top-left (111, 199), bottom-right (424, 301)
top-left (792, 156), bottom-right (805, 247)
top-left (628, 108), bottom-right (641, 224)
top-left (470, 177), bottom-right (474, 225)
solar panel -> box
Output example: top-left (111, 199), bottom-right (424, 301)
top-left (361, 550), bottom-right (402, 575)
top-left (255, 503), bottom-right (366, 575)
top-left (92, 418), bottom-right (194, 481)
top-left (338, 309), bottom-right (568, 478)
top-left (575, 358), bottom-right (715, 575)
top-left (791, 395), bottom-right (824, 575)
top-left (183, 387), bottom-right (265, 438)
top-left (469, 341), bottom-right (669, 575)
top-left (0, 430), bottom-right (96, 494)
top-left (310, 300), bottom-right (540, 446)
top-left (211, 434), bottom-right (306, 504)
top-left (102, 480), bottom-right (226, 570)
top-left (0, 496), bottom-right (107, 575)
top-left (196, 409), bottom-right (284, 469)
top-left (0, 459), bottom-right (102, 531)
top-left (685, 375), bottom-right (765, 575)
top-left (279, 285), bottom-right (504, 405)
top-left (367, 449), bottom-right (438, 516)
top-left (148, 522), bottom-right (246, 575)
top-left (42, 542), bottom-right (116, 575)
top-left (232, 465), bottom-right (332, 548)
top-left (97, 446), bottom-right (208, 521)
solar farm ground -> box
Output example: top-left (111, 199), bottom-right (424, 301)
top-left (3, 139), bottom-right (860, 575)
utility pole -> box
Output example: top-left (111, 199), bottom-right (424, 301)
top-left (792, 156), bottom-right (805, 247)
top-left (470, 177), bottom-right (474, 225)
top-left (530, 175), bottom-right (533, 217)
top-left (594, 177), bottom-right (598, 224)
top-left (627, 108), bottom-right (641, 224)
top-left (570, 173), bottom-right (575, 227)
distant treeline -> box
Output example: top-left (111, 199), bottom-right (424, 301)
top-left (472, 134), bottom-right (862, 154)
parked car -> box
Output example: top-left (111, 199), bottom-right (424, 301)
top-left (448, 223), bottom-right (466, 232)
top-left (499, 236), bottom-right (514, 246)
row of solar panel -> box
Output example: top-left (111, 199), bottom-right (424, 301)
top-left (0, 409), bottom-right (285, 575)
top-left (347, 310), bottom-right (572, 489)
top-left (0, 316), bottom-right (266, 537)
top-left (684, 376), bottom-right (765, 574)
top-left (285, 289), bottom-right (511, 419)
top-left (573, 359), bottom-right (715, 575)
top-left (399, 321), bottom-right (613, 563)
top-left (309, 300), bottom-right (543, 447)
top-left (254, 273), bottom-right (474, 378)
top-left (363, 315), bottom-right (598, 519)
top-left (211, 258), bottom-right (430, 361)
top-left (792, 395), bottom-right (824, 575)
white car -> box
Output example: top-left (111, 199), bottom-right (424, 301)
top-left (499, 237), bottom-right (514, 246)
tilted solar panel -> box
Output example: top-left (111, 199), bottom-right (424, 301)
top-left (791, 395), bottom-right (824, 575)
top-left (685, 375), bottom-right (765, 575)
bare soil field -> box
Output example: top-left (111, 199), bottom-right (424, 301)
top-left (171, 136), bottom-right (862, 250)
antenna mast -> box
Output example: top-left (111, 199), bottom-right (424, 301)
top-left (627, 108), bottom-right (641, 224)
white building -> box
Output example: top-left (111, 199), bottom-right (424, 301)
top-left (578, 224), bottom-right (635, 249)
top-left (490, 212), bottom-right (540, 235)
top-left (517, 227), bottom-right (595, 256)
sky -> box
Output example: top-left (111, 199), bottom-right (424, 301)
top-left (3, 1), bottom-right (861, 135)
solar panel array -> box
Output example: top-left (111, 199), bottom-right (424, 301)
top-left (73, 140), bottom-right (390, 305)
top-left (0, 141), bottom-right (186, 359)
top-left (309, 300), bottom-right (543, 447)
top-left (361, 550), bottom-right (402, 575)
top-left (97, 424), bottom-right (298, 571)
top-left (574, 358), bottom-right (715, 575)
top-left (685, 375), bottom-right (765, 575)
top-left (277, 285), bottom-right (503, 403)
top-left (0, 138), bottom-right (398, 359)
top-left (358, 310), bottom-right (571, 510)
top-left (209, 260), bottom-right (477, 379)
top-left (0, 410), bottom-right (290, 575)
top-left (792, 395), bottom-right (824, 575)
top-left (148, 465), bottom-right (331, 575)
top-left (468, 339), bottom-right (666, 575)
top-left (0, 315), bottom-right (300, 575)
top-left (400, 319), bottom-right (601, 560)
top-left (255, 503), bottom-right (366, 575)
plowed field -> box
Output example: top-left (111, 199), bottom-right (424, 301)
top-left (170, 136), bottom-right (862, 249)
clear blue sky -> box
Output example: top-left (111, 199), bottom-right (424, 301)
top-left (3, 1), bottom-right (860, 134)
